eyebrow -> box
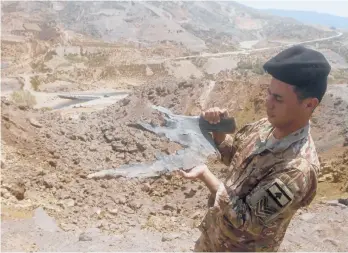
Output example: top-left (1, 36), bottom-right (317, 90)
top-left (268, 88), bottom-right (283, 100)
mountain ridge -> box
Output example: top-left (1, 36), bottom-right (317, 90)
top-left (264, 9), bottom-right (348, 29)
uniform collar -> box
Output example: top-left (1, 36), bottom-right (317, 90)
top-left (255, 121), bottom-right (310, 154)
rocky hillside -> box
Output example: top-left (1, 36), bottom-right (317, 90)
top-left (2, 1), bottom-right (336, 53)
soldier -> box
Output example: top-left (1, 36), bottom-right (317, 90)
top-left (179, 45), bottom-right (331, 251)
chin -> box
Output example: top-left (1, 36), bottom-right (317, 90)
top-left (267, 115), bottom-right (276, 126)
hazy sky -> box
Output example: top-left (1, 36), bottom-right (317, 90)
top-left (236, 1), bottom-right (348, 18)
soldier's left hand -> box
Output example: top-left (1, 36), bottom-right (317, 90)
top-left (178, 164), bottom-right (208, 180)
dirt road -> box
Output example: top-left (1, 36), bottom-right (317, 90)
top-left (166, 32), bottom-right (343, 61)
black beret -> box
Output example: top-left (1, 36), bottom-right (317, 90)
top-left (263, 45), bottom-right (331, 88)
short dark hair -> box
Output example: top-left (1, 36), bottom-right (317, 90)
top-left (292, 77), bottom-right (327, 102)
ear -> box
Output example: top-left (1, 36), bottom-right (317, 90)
top-left (305, 98), bottom-right (319, 112)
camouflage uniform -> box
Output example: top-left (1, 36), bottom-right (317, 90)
top-left (195, 118), bottom-right (320, 252)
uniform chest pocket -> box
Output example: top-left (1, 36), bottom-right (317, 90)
top-left (233, 156), bottom-right (279, 196)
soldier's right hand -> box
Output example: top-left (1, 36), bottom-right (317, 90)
top-left (201, 107), bottom-right (228, 124)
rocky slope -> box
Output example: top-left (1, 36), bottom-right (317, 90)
top-left (2, 75), bottom-right (348, 251)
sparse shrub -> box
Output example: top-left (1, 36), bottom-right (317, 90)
top-left (30, 76), bottom-right (41, 91)
top-left (252, 59), bottom-right (265, 75)
top-left (44, 50), bottom-right (57, 62)
top-left (30, 61), bottom-right (51, 73)
top-left (41, 107), bottom-right (53, 112)
top-left (238, 59), bottom-right (265, 75)
top-left (237, 59), bottom-right (253, 69)
top-left (65, 54), bottom-right (84, 63)
top-left (101, 66), bottom-right (116, 78)
top-left (328, 76), bottom-right (335, 84)
top-left (11, 90), bottom-right (36, 107)
top-left (332, 70), bottom-right (348, 80)
top-left (87, 54), bottom-right (108, 67)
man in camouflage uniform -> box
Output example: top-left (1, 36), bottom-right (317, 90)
top-left (179, 45), bottom-right (331, 251)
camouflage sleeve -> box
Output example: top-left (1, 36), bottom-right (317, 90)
top-left (214, 158), bottom-right (316, 236)
top-left (217, 121), bottom-right (258, 166)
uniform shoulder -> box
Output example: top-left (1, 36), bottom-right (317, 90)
top-left (285, 156), bottom-right (315, 176)
top-left (237, 117), bottom-right (270, 135)
top-left (281, 157), bottom-right (319, 206)
top-left (288, 134), bottom-right (320, 173)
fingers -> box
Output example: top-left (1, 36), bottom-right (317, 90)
top-left (202, 107), bottom-right (228, 124)
top-left (212, 110), bottom-right (220, 124)
top-left (178, 164), bottom-right (207, 180)
top-left (178, 167), bottom-right (200, 180)
top-left (178, 170), bottom-right (186, 177)
top-left (178, 170), bottom-right (193, 179)
top-left (220, 108), bottom-right (229, 118)
top-left (203, 107), bottom-right (219, 124)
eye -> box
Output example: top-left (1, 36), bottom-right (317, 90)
top-left (275, 97), bottom-right (283, 103)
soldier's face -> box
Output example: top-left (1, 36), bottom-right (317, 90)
top-left (266, 78), bottom-right (307, 128)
